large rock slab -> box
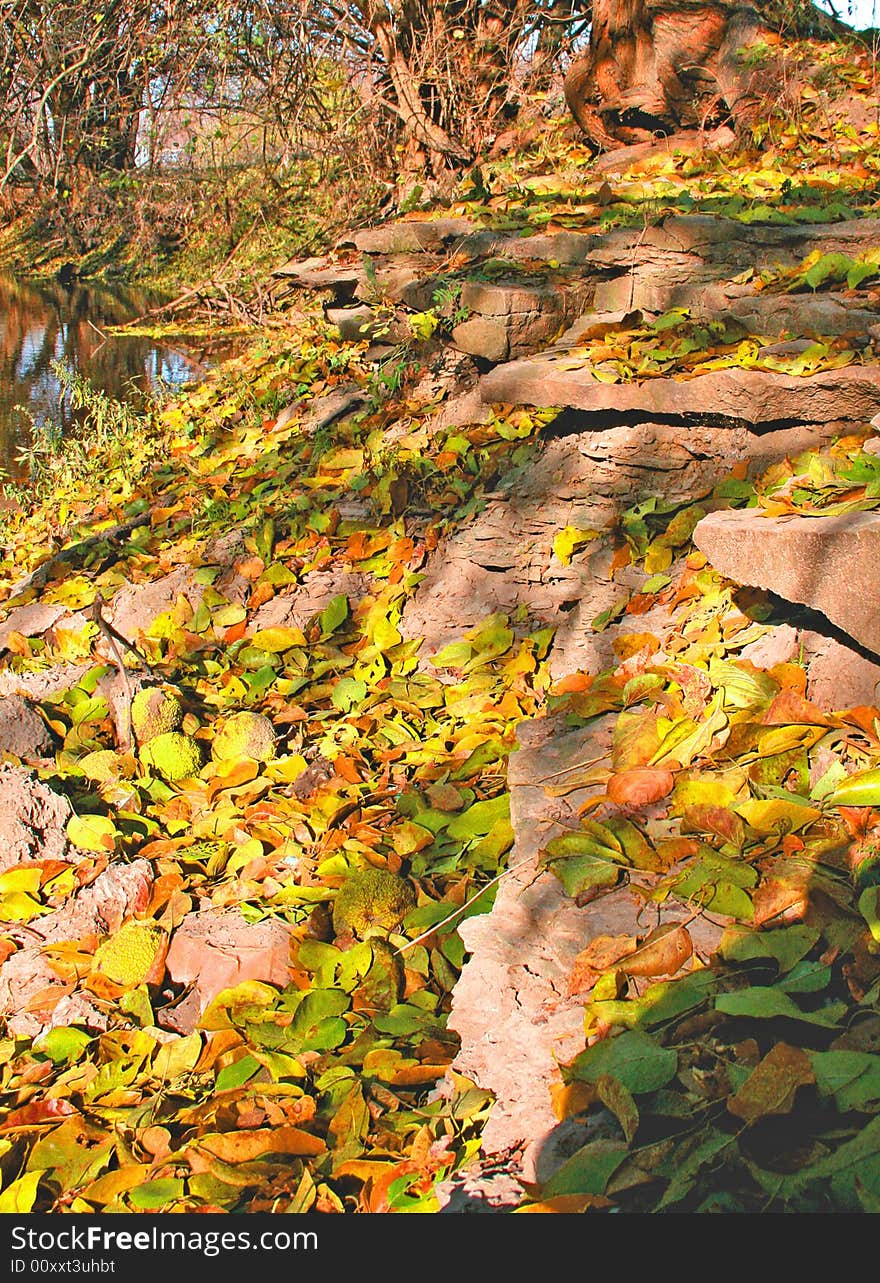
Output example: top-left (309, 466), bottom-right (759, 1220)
top-left (449, 715), bottom-right (722, 1178)
top-left (0, 859), bottom-right (153, 1037)
top-left (400, 417), bottom-right (842, 677)
top-left (586, 214), bottom-right (880, 318)
top-left (341, 217), bottom-right (477, 255)
top-left (0, 696), bottom-right (55, 762)
top-left (694, 508), bottom-right (880, 655)
top-left (480, 357), bottom-right (880, 429)
top-left (450, 274), bottom-right (594, 362)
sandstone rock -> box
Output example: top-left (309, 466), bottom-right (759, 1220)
top-left (163, 907), bottom-right (293, 1031)
top-left (456, 274), bottom-right (594, 360)
top-left (585, 215), bottom-right (880, 316)
top-left (251, 568), bottom-right (373, 634)
top-left (802, 630), bottom-right (880, 710)
top-left (272, 256), bottom-right (362, 303)
top-left (694, 508), bottom-right (880, 655)
top-left (0, 602), bottom-right (67, 650)
top-left (451, 316), bottom-right (509, 363)
top-left (400, 417), bottom-right (842, 678)
top-left (326, 305), bottom-right (390, 343)
top-left (109, 567), bottom-right (207, 645)
top-left (343, 217), bottom-right (476, 255)
top-left (591, 126), bottom-right (736, 174)
top-left (38, 859), bottom-right (153, 943)
top-left (481, 357), bottom-right (880, 429)
top-left (0, 695), bottom-right (55, 761)
top-left (0, 764), bottom-right (78, 870)
top-left (0, 664), bottom-right (89, 701)
top-left (449, 716), bottom-right (722, 1180)
top-left (502, 230), bottom-right (598, 267)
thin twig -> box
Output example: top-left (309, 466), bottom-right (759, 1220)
top-left (395, 852), bottom-right (538, 955)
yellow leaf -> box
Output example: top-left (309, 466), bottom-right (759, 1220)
top-left (650, 690), bottom-right (728, 768)
top-left (0, 891), bottom-right (49, 922)
top-left (0, 868), bottom-right (42, 895)
top-left (253, 626), bottom-right (307, 652)
top-left (265, 754), bottom-right (308, 783)
top-left (66, 814), bottom-right (119, 854)
top-left (644, 541), bottom-right (673, 574)
top-left (80, 1164), bottom-right (152, 1205)
top-left (212, 604), bottom-right (247, 629)
top-left (734, 798), bottom-right (821, 834)
top-left (0, 1170), bottom-right (45, 1212)
top-left (553, 526), bottom-right (600, 566)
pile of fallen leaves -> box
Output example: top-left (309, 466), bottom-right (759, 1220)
top-left (0, 318), bottom-right (559, 1213)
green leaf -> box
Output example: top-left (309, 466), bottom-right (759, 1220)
top-left (591, 970), bottom-right (717, 1030)
top-left (810, 1050), bottom-right (880, 1110)
top-left (214, 1054), bottom-right (262, 1091)
top-left (319, 594), bottom-right (349, 636)
top-left (331, 676), bottom-right (367, 712)
top-left (540, 1140), bottom-right (630, 1198)
top-left (719, 924), bottom-right (820, 973)
top-left (289, 989), bottom-right (350, 1052)
top-left (803, 252), bottom-right (853, 289)
top-left (127, 1177), bottom-right (185, 1209)
top-left (826, 766), bottom-right (880, 808)
top-left (859, 886), bottom-right (880, 942)
top-left (34, 1027), bottom-right (93, 1064)
top-left (446, 793), bottom-right (510, 841)
top-left (656, 1130), bottom-right (732, 1210)
top-left (715, 987), bottom-right (846, 1027)
top-left (566, 1029), bottom-right (678, 1094)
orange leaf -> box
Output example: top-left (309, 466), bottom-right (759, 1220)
top-left (249, 582), bottom-right (276, 610)
top-left (334, 755), bottom-right (363, 784)
top-left (620, 924), bottom-right (693, 978)
top-left (194, 1029), bottom-right (245, 1073)
top-left (197, 1125), bottom-right (325, 1163)
top-left (728, 1043), bottom-right (814, 1125)
top-left (607, 767), bottom-right (674, 807)
top-left (550, 1080), bottom-right (596, 1121)
top-left (0, 1099), bottom-right (77, 1132)
top-left (551, 672), bottom-right (592, 695)
top-left (387, 1063), bottom-right (449, 1086)
top-left (235, 556), bottom-right (265, 581)
top-left (223, 620), bottom-right (248, 643)
top-left (761, 688), bottom-right (829, 727)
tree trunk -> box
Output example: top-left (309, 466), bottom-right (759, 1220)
top-left (564, 0), bottom-right (776, 149)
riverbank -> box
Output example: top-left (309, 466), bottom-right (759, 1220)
top-left (3, 31), bottom-right (880, 1214)
top-left (0, 158), bottom-right (390, 300)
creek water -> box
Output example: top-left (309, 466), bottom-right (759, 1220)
top-left (0, 274), bottom-right (231, 481)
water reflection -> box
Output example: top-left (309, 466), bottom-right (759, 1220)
top-left (0, 274), bottom-right (230, 478)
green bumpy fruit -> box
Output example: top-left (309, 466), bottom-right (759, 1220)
top-left (332, 868), bottom-right (416, 938)
top-left (131, 687), bottom-right (183, 744)
top-left (140, 731), bottom-right (203, 782)
top-left (211, 710), bottom-right (277, 763)
top-left (78, 749), bottom-right (127, 782)
top-left (93, 920), bottom-right (165, 987)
